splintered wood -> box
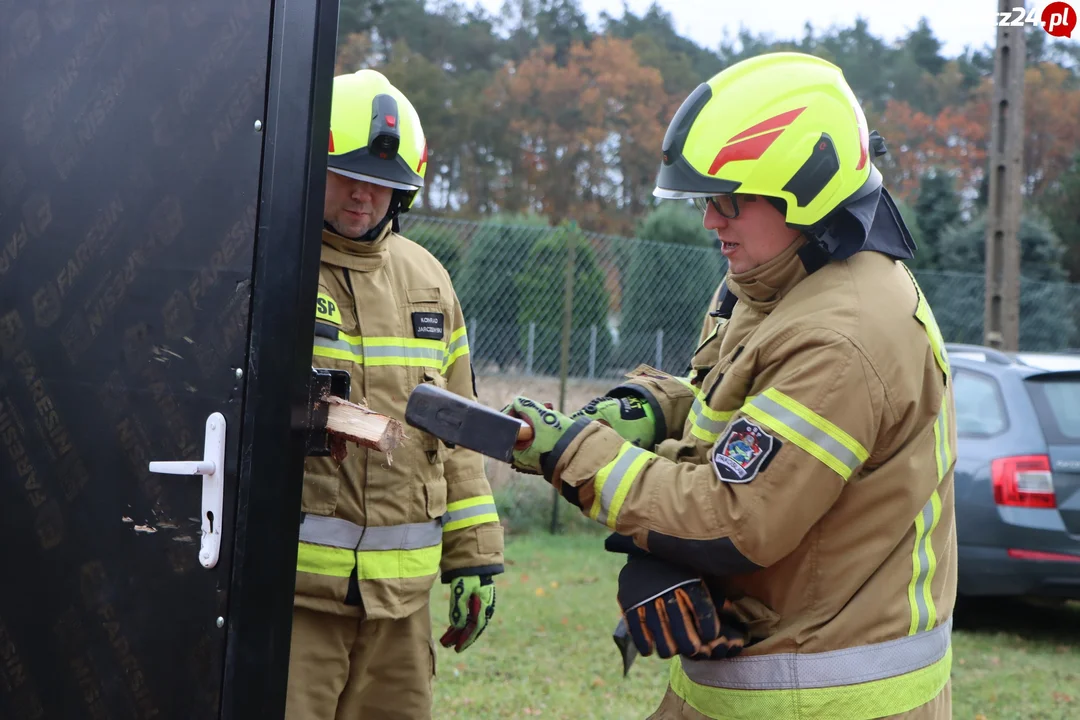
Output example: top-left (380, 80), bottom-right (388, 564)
top-left (323, 395), bottom-right (405, 463)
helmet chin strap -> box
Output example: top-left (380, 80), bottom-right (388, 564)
top-left (327, 190), bottom-right (408, 241)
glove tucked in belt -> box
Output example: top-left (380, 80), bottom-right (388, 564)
top-left (617, 554), bottom-right (748, 660)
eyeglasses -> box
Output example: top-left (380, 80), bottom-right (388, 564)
top-left (693, 194), bottom-right (740, 219)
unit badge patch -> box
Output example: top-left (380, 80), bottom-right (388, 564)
top-left (711, 418), bottom-right (781, 483)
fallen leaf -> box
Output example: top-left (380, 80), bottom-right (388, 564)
top-left (975, 714), bottom-right (987, 720)
top-left (521, 574), bottom-right (530, 583)
top-left (535, 587), bottom-right (546, 597)
top-left (1053, 692), bottom-right (1074, 703)
top-left (591, 676), bottom-right (605, 688)
top-left (958, 658), bottom-right (966, 665)
top-left (560, 617), bottom-right (569, 625)
top-left (550, 581), bottom-right (559, 589)
top-left (576, 624), bottom-right (585, 632)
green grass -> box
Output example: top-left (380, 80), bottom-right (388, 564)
top-left (431, 533), bottom-right (1080, 720)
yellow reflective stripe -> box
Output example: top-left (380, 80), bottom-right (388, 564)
top-left (311, 332), bottom-right (451, 369)
top-left (907, 490), bottom-right (943, 635)
top-left (358, 544), bottom-right (442, 580)
top-left (296, 541), bottom-right (442, 580)
top-left (443, 513), bottom-right (499, 533)
top-left (743, 388), bottom-right (868, 480)
top-left (312, 344), bottom-right (362, 363)
top-left (590, 443), bottom-right (654, 529)
top-left (671, 644), bottom-right (952, 720)
top-left (443, 495), bottom-right (500, 533)
top-left (297, 542), bottom-right (354, 577)
top-left (446, 495), bottom-right (493, 513)
top-left (909, 394), bottom-right (953, 635)
top-left (689, 396), bottom-right (735, 443)
top-left (902, 264), bottom-right (950, 377)
top-left (444, 326), bottom-right (470, 370)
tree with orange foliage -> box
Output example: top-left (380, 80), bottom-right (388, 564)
top-left (964, 62), bottom-right (1080, 199)
top-left (487, 36), bottom-right (671, 234)
top-left (868, 99), bottom-right (987, 203)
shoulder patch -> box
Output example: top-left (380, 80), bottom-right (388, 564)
top-left (316, 292), bottom-right (342, 324)
top-left (711, 418), bottom-right (782, 483)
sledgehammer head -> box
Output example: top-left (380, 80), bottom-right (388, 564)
top-left (405, 384), bottom-right (531, 463)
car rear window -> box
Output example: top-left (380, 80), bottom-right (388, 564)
top-left (1025, 374), bottom-right (1080, 443)
top-left (953, 370), bottom-right (1007, 436)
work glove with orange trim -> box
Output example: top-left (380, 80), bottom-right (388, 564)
top-left (440, 574), bottom-right (496, 653)
top-left (617, 554), bottom-right (748, 660)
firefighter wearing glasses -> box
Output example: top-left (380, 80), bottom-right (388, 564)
top-left (504, 52), bottom-right (956, 719)
top-left (285, 69), bottom-right (504, 720)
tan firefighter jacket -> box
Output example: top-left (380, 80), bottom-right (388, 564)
top-left (296, 225), bottom-right (504, 620)
top-left (549, 237), bottom-right (957, 719)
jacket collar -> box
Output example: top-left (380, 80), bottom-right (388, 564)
top-left (726, 235), bottom-right (809, 313)
top-left (320, 222), bottom-right (392, 272)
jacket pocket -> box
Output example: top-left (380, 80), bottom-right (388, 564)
top-left (300, 462), bottom-right (340, 516)
top-left (424, 478), bottom-right (447, 520)
top-left (420, 370), bottom-right (451, 465)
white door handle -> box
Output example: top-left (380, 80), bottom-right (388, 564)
top-left (148, 412), bottom-right (226, 569)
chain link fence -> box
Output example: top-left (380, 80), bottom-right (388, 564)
top-left (399, 215), bottom-right (1080, 381)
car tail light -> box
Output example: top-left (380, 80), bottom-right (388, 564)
top-left (991, 454), bottom-right (1057, 508)
top-left (1007, 549), bottom-right (1080, 563)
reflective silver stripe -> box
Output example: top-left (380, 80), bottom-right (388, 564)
top-left (298, 515), bottom-right (442, 551)
top-left (364, 344), bottom-right (445, 362)
top-left (747, 393), bottom-right (863, 475)
top-left (443, 502), bottom-right (497, 528)
top-left (690, 397), bottom-right (728, 435)
top-left (682, 617), bottom-right (952, 691)
top-left (596, 445), bottom-right (650, 526)
top-left (911, 497), bottom-right (937, 632)
top-left (447, 332), bottom-right (468, 356)
top-left (314, 335), bottom-right (361, 356)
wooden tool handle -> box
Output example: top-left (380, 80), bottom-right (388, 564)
top-left (516, 421), bottom-right (533, 444)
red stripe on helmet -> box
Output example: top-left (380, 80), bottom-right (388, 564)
top-left (417, 142), bottom-right (428, 172)
top-left (727, 107), bottom-right (806, 143)
top-left (708, 129), bottom-right (784, 176)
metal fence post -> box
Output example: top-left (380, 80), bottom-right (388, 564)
top-left (552, 223), bottom-right (577, 534)
top-left (526, 322), bottom-right (535, 375)
top-left (588, 325), bottom-right (597, 379)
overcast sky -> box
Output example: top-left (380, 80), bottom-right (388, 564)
top-left (470, 0), bottom-right (1022, 57)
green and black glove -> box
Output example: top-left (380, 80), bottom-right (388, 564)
top-left (501, 396), bottom-right (578, 475)
top-left (440, 574), bottom-right (496, 653)
top-left (617, 555), bottom-right (748, 661)
top-left (571, 395), bottom-right (656, 448)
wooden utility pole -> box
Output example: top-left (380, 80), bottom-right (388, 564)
top-left (984, 0), bottom-right (1026, 351)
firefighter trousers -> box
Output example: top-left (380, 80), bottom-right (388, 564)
top-left (284, 601), bottom-right (436, 720)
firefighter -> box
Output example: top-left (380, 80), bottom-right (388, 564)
top-left (285, 68), bottom-right (505, 720)
top-left (503, 52), bottom-right (956, 719)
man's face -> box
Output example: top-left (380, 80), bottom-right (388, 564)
top-left (703, 194), bottom-right (802, 274)
top-left (324, 171), bottom-right (394, 238)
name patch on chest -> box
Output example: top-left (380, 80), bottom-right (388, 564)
top-left (412, 311), bottom-right (445, 340)
top-left (711, 418), bottom-right (781, 483)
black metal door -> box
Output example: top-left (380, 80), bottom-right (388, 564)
top-left (0, 0), bottom-right (336, 717)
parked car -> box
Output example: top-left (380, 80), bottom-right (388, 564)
top-left (945, 343), bottom-right (1080, 600)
